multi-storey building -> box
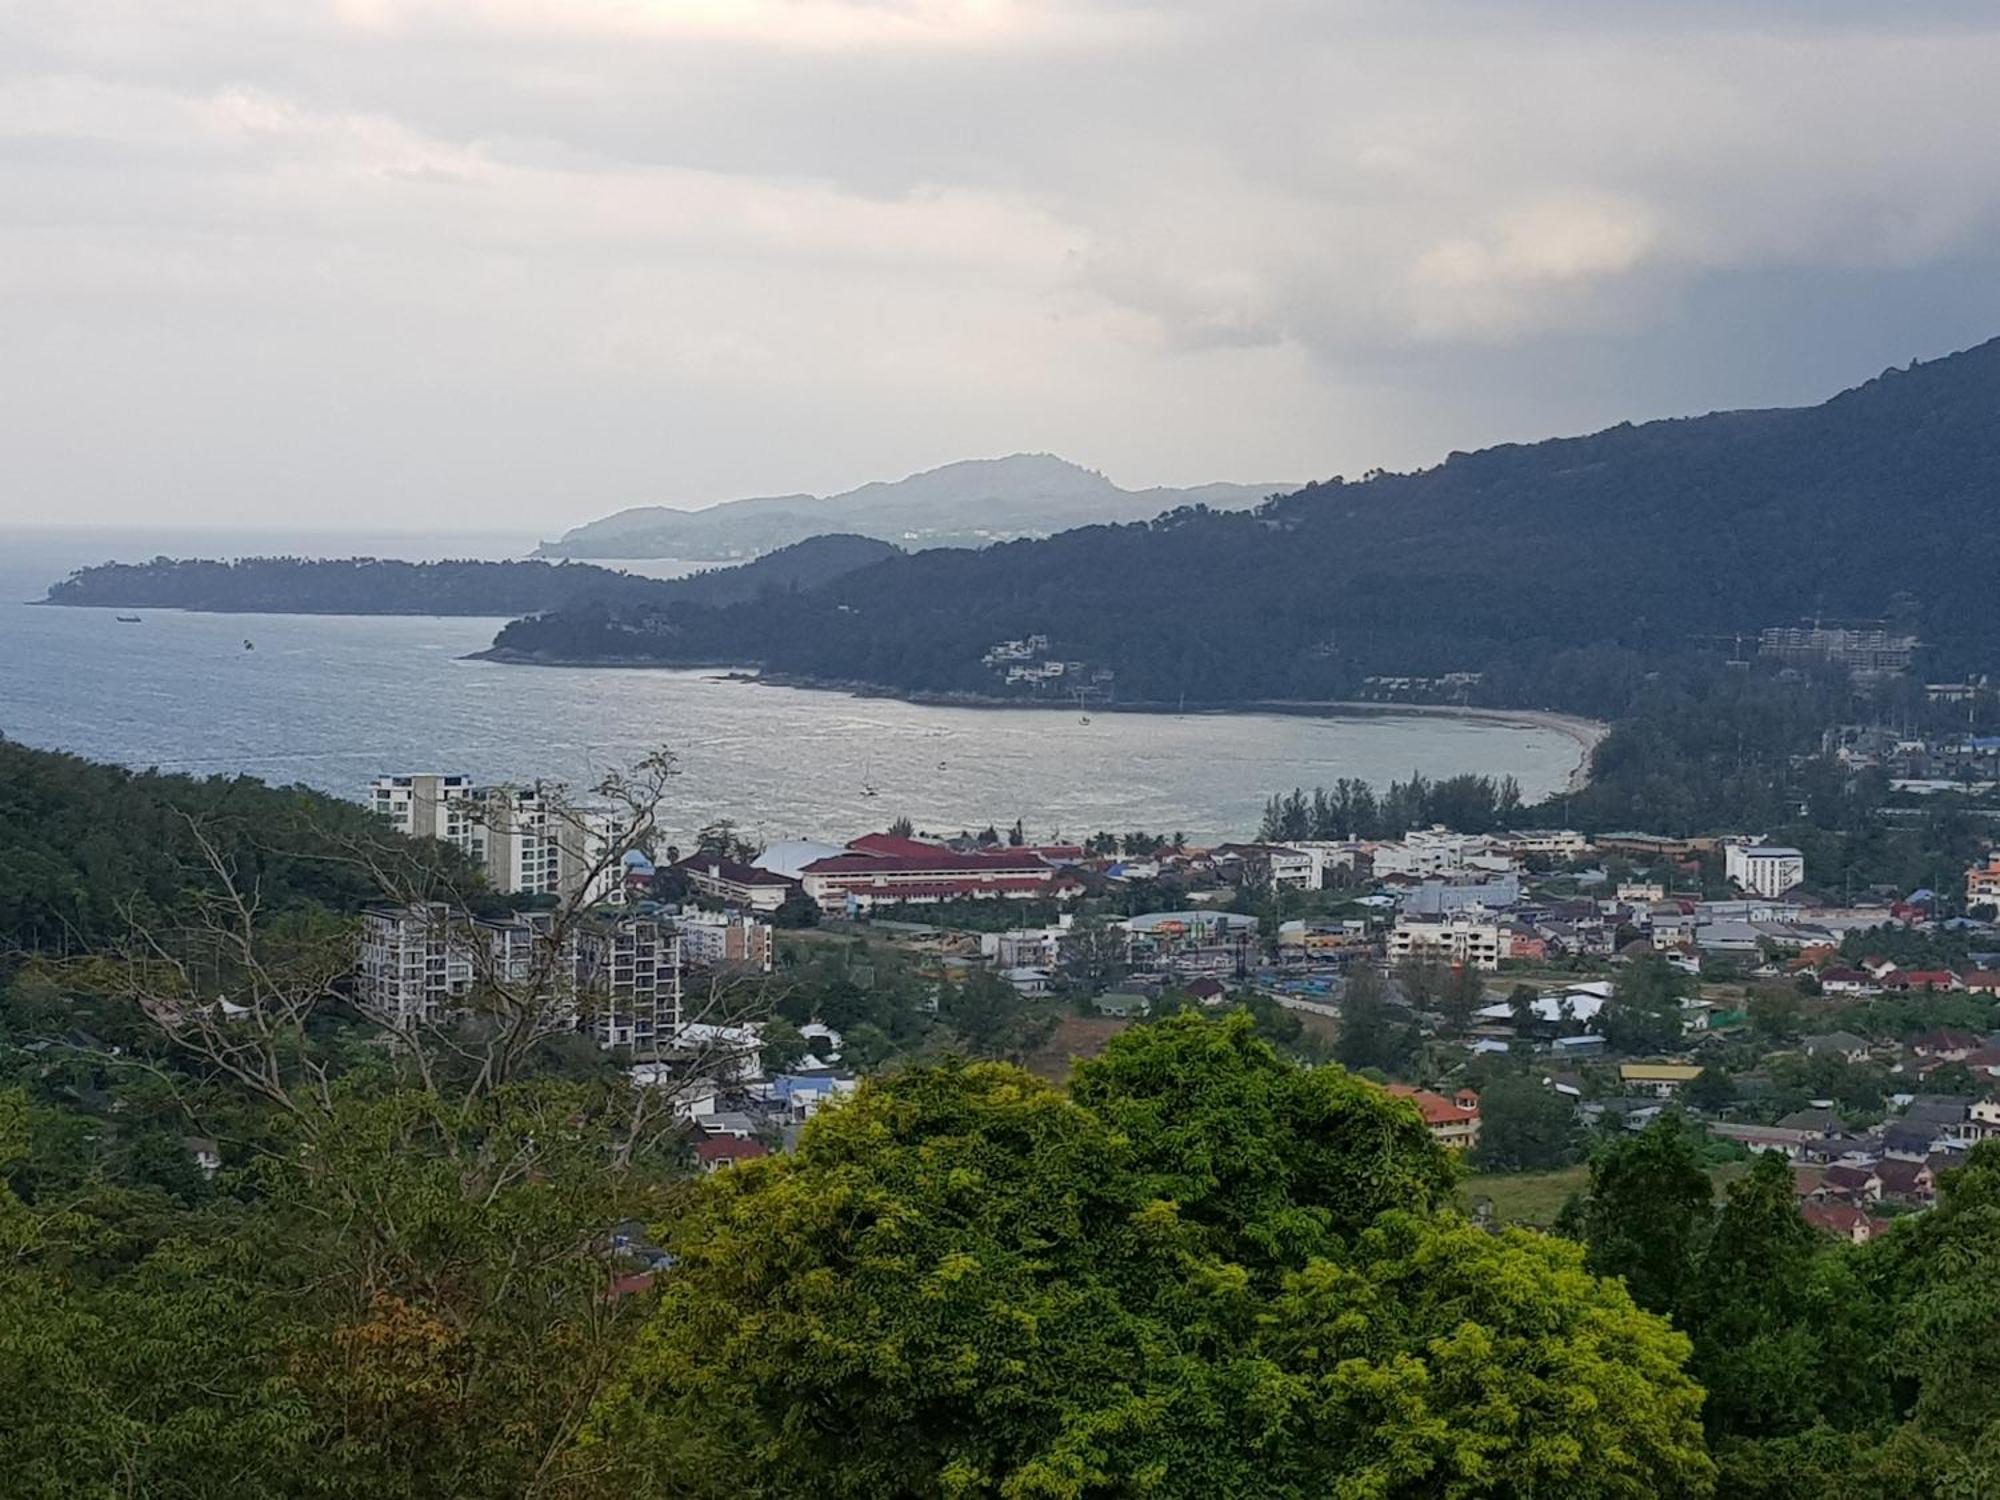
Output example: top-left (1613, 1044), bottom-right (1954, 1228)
top-left (370, 775), bottom-right (634, 903)
top-left (356, 905), bottom-right (675, 1051)
top-left (1387, 915), bottom-right (1504, 970)
top-left (1386, 1084), bottom-right (1482, 1151)
top-left (1967, 854), bottom-right (2000, 907)
top-left (368, 774), bottom-right (479, 852)
top-left (1725, 840), bottom-right (1806, 898)
top-left (578, 918), bottom-right (680, 1055)
top-left (675, 910), bottom-right (774, 973)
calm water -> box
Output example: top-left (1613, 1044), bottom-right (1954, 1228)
top-left (0, 527), bottom-right (1584, 844)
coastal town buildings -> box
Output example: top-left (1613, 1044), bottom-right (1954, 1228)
top-left (798, 833), bottom-right (1080, 911)
top-left (1725, 839), bottom-right (1807, 897)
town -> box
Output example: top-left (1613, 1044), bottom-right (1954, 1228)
top-left (352, 767), bottom-right (2000, 1243)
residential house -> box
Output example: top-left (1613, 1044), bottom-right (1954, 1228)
top-left (1619, 1063), bottom-right (1705, 1098)
top-left (1817, 1163), bottom-right (1883, 1203)
top-left (1800, 1031), bottom-right (1872, 1064)
top-left (692, 1136), bottom-right (771, 1173)
top-left (1913, 1028), bottom-right (1982, 1061)
top-left (1875, 1157), bottom-right (1936, 1204)
top-left (1386, 1085), bottom-right (1482, 1151)
top-left (1802, 1201), bottom-right (1890, 1245)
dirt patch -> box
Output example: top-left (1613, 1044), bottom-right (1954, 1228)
top-left (1022, 1015), bottom-right (1132, 1082)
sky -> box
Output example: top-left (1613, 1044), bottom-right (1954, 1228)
top-left (7, 0), bottom-right (2000, 535)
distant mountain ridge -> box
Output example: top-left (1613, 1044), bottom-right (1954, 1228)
top-left (534, 454), bottom-right (1291, 561)
top-left (491, 335), bottom-right (2000, 716)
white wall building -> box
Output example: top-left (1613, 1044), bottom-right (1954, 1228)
top-left (368, 774), bottom-right (479, 852)
top-left (1726, 841), bottom-right (1806, 898)
top-left (1388, 916), bottom-right (1504, 971)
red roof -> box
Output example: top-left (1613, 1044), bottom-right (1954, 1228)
top-left (693, 1136), bottom-right (770, 1166)
top-left (674, 856), bottom-right (795, 888)
top-left (1893, 970), bottom-right (1962, 991)
top-left (1387, 1084), bottom-right (1479, 1126)
top-left (1962, 969), bottom-right (2000, 991)
top-left (1803, 1202), bottom-right (1885, 1241)
top-left (830, 877), bottom-right (1064, 901)
top-left (806, 851), bottom-right (1056, 877)
top-left (1914, 1028), bottom-right (1981, 1053)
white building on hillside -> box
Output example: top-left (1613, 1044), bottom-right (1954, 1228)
top-left (1726, 840), bottom-right (1806, 898)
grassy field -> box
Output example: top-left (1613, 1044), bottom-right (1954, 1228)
top-left (1464, 1158), bottom-right (1754, 1227)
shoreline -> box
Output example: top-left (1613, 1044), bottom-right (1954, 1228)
top-left (468, 650), bottom-right (1607, 791)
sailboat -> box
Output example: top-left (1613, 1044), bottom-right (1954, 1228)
top-left (860, 756), bottom-right (879, 797)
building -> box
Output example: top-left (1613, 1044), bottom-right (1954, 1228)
top-left (577, 918), bottom-right (680, 1055)
top-left (1967, 854), bottom-right (2000, 906)
top-left (1758, 625), bottom-right (1917, 677)
top-left (798, 834), bottom-right (1073, 911)
top-left (675, 909), bottom-right (774, 972)
top-left (356, 903), bottom-right (678, 1052)
top-left (1619, 1063), bottom-right (1705, 1098)
top-left (1386, 1084), bottom-right (1482, 1150)
top-left (1498, 829), bottom-right (1590, 860)
top-left (370, 775), bottom-right (634, 902)
top-left (1725, 841), bottom-right (1806, 898)
top-left (1388, 916), bottom-right (1504, 970)
top-left (675, 856), bottom-right (799, 914)
top-left (368, 773), bottom-right (478, 849)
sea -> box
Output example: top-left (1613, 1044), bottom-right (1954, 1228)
top-left (0, 526), bottom-right (1586, 846)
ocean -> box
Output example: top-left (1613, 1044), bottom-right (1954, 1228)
top-left (0, 526), bottom-right (1586, 845)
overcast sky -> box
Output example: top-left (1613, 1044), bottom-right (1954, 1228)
top-left (7, 0), bottom-right (2000, 534)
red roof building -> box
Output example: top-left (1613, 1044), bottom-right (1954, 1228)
top-left (693, 1136), bottom-right (771, 1173)
top-left (1913, 1028), bottom-right (1982, 1060)
top-left (1386, 1085), bottom-right (1481, 1151)
top-left (1802, 1201), bottom-right (1890, 1245)
top-left (801, 835), bottom-right (1078, 910)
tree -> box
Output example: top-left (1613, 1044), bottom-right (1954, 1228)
top-left (587, 1015), bottom-right (1714, 1498)
top-left (1748, 984), bottom-right (1803, 1043)
top-left (1474, 1072), bottom-right (1581, 1171)
top-left (1686, 1062), bottom-right (1737, 1114)
top-left (887, 815), bottom-right (915, 839)
top-left (1603, 956), bottom-right (1691, 1055)
top-left (937, 970), bottom-right (1053, 1060)
top-left (1681, 1150), bottom-right (1826, 1440)
top-left (1335, 965), bottom-right (1417, 1075)
top-left (1574, 1113), bottom-right (1714, 1315)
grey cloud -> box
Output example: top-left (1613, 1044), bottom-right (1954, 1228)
top-left (3, 1), bottom-right (2000, 529)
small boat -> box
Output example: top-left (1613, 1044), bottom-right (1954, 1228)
top-left (115, 614), bottom-right (141, 624)
top-left (243, 639), bottom-right (255, 651)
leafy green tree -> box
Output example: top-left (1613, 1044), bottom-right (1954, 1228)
top-left (1682, 1150), bottom-right (1826, 1439)
top-left (1575, 1113), bottom-right (1714, 1315)
top-left (1603, 956), bottom-right (1690, 1055)
top-left (1335, 965), bottom-right (1418, 1075)
top-left (1686, 1062), bottom-right (1737, 1114)
top-left (587, 1016), bottom-right (1714, 1497)
top-left (1473, 1072), bottom-right (1581, 1171)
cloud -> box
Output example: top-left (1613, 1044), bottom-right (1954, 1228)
top-left (4, 0), bottom-right (2000, 528)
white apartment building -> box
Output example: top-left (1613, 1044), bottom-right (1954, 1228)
top-left (579, 919), bottom-right (680, 1055)
top-left (357, 902), bottom-right (476, 1029)
top-left (1370, 826), bottom-right (1514, 881)
top-left (357, 904), bottom-right (676, 1051)
top-left (369, 773), bottom-right (480, 854)
top-left (1388, 915), bottom-right (1505, 971)
top-left (1725, 840), bottom-right (1806, 898)
top-left (1497, 829), bottom-right (1590, 861)
top-left (371, 775), bottom-right (633, 903)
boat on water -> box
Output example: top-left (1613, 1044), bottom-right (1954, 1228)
top-left (243, 639), bottom-right (255, 651)
top-left (114, 614), bottom-right (141, 623)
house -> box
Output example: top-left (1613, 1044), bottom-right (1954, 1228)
top-left (1775, 1107), bottom-right (1846, 1137)
top-left (1913, 1028), bottom-right (1982, 1061)
top-left (1875, 1157), bottom-right (1936, 1204)
top-left (1817, 1163), bottom-right (1883, 1203)
top-left (182, 1137), bottom-right (222, 1177)
top-left (1386, 1085), bottom-right (1482, 1151)
top-left (1966, 854), bottom-right (2000, 906)
top-left (1182, 976), bottom-right (1230, 1004)
top-left (1803, 1201), bottom-right (1890, 1245)
top-left (1619, 1063), bottom-right (1705, 1098)
top-left (1880, 1123), bottom-right (1940, 1161)
top-left (1817, 969), bottom-right (1880, 997)
top-left (692, 1135), bottom-right (771, 1173)
top-left (674, 856), bottom-right (799, 914)
top-left (1886, 970), bottom-right (1964, 993)
top-left (1800, 1031), bottom-right (1871, 1064)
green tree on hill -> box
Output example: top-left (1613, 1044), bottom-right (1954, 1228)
top-left (586, 1014), bottom-right (1716, 1498)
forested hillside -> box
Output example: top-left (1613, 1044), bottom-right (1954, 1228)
top-left (40, 534), bottom-right (900, 619)
top-left (492, 337), bottom-right (2000, 714)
